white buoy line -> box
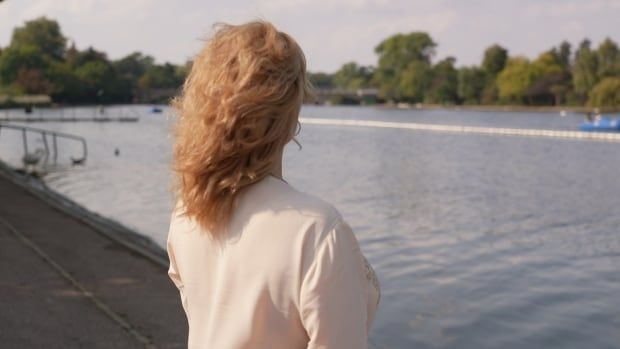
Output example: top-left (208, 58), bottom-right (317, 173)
top-left (299, 117), bottom-right (620, 142)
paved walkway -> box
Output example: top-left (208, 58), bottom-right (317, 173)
top-left (0, 171), bottom-right (187, 348)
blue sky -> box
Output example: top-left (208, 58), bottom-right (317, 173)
top-left (1, 0), bottom-right (619, 72)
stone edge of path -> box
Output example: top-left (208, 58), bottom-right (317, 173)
top-left (0, 161), bottom-right (168, 270)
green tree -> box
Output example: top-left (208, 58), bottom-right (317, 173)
top-left (75, 61), bottom-right (113, 98)
top-left (114, 52), bottom-right (155, 82)
top-left (74, 60), bottom-right (130, 103)
top-left (458, 66), bottom-right (486, 104)
top-left (46, 61), bottom-right (85, 102)
top-left (11, 17), bottom-right (66, 60)
top-left (0, 18), bottom-right (62, 92)
top-left (138, 63), bottom-right (183, 89)
top-left (596, 37), bottom-right (620, 79)
top-left (399, 60), bottom-right (431, 102)
top-left (496, 57), bottom-right (535, 103)
top-left (68, 47), bottom-right (108, 68)
top-left (552, 42), bottom-right (574, 104)
top-left (373, 67), bottom-right (398, 101)
top-left (333, 62), bottom-right (373, 90)
top-left (587, 77), bottom-right (620, 107)
top-left (14, 68), bottom-right (49, 94)
top-left (426, 57), bottom-right (458, 104)
top-left (113, 52), bottom-right (156, 99)
top-left (174, 61), bottom-right (190, 84)
top-left (373, 32), bottom-right (436, 101)
top-left (573, 39), bottom-right (599, 100)
top-left (556, 41), bottom-right (572, 68)
top-left (482, 44), bottom-right (508, 77)
top-left (0, 45), bottom-right (47, 83)
top-left (375, 32), bottom-right (435, 68)
top-left (528, 51), bottom-right (564, 105)
top-left (480, 44), bottom-right (508, 103)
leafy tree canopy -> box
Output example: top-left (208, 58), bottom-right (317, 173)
top-left (588, 77), bottom-right (620, 107)
top-left (596, 37), bottom-right (620, 78)
top-left (333, 62), bottom-right (373, 90)
top-left (482, 44), bottom-right (508, 77)
top-left (496, 57), bottom-right (535, 103)
top-left (458, 66), bottom-right (486, 104)
top-left (373, 32), bottom-right (436, 101)
top-left (426, 57), bottom-right (458, 104)
top-left (11, 17), bottom-right (66, 60)
top-left (398, 60), bottom-right (431, 102)
top-left (573, 39), bottom-right (599, 97)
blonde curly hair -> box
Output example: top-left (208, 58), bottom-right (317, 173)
top-left (172, 21), bottom-right (311, 236)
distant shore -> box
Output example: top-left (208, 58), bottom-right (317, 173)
top-left (2, 102), bottom-right (618, 115)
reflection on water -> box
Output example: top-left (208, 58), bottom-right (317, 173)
top-left (1, 105), bottom-right (619, 348)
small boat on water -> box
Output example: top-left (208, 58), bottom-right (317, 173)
top-left (579, 117), bottom-right (620, 132)
top-left (150, 106), bottom-right (163, 114)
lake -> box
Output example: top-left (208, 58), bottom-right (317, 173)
top-left (1, 105), bottom-right (619, 348)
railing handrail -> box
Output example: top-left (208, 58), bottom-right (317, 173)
top-left (0, 122), bottom-right (88, 164)
top-left (0, 123), bottom-right (85, 141)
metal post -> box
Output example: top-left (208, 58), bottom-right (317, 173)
top-left (42, 132), bottom-right (49, 166)
top-left (22, 128), bottom-right (28, 155)
top-left (53, 134), bottom-right (58, 163)
top-left (82, 139), bottom-right (88, 162)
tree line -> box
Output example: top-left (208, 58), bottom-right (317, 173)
top-left (309, 33), bottom-right (620, 107)
top-left (1, 17), bottom-right (618, 107)
top-left (0, 17), bottom-right (188, 104)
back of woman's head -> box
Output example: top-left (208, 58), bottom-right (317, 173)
top-left (172, 20), bottom-right (310, 236)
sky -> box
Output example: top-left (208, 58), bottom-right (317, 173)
top-left (0, 0), bottom-right (619, 72)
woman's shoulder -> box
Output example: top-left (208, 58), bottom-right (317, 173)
top-left (247, 175), bottom-right (344, 238)
top-left (169, 175), bottom-right (346, 245)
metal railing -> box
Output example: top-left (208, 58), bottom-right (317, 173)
top-left (0, 123), bottom-right (87, 167)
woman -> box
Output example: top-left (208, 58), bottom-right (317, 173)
top-left (167, 21), bottom-right (380, 349)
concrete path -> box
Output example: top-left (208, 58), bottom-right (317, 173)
top-left (0, 172), bottom-right (187, 348)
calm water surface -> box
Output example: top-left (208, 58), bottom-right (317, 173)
top-left (1, 105), bottom-right (619, 348)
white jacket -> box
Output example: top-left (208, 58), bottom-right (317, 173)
top-left (167, 175), bottom-right (380, 349)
